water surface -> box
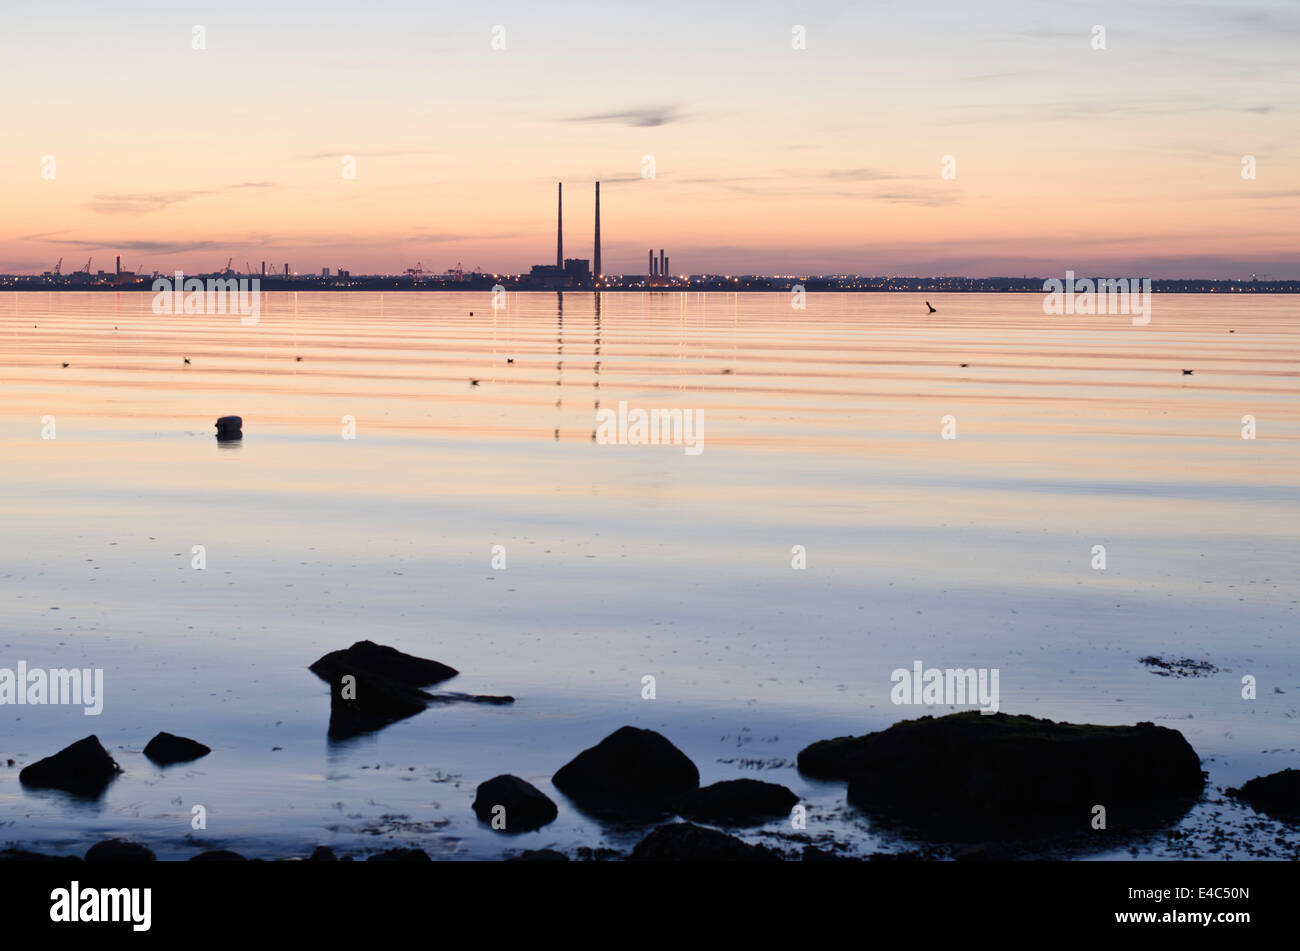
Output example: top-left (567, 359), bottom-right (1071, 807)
top-left (1, 291), bottom-right (1297, 859)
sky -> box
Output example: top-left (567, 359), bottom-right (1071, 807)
top-left (1, 0), bottom-right (1297, 277)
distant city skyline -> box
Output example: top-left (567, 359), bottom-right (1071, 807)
top-left (3, 0), bottom-right (1298, 278)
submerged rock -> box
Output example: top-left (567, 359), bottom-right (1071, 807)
top-left (309, 640), bottom-right (510, 739)
top-left (85, 839), bottom-right (156, 862)
top-left (19, 736), bottom-right (121, 795)
top-left (672, 779), bottom-right (799, 825)
top-left (798, 712), bottom-right (1204, 839)
top-left (1227, 769), bottom-right (1300, 822)
top-left (472, 774), bottom-right (558, 832)
top-left (629, 823), bottom-right (783, 861)
top-left (552, 726), bottom-right (699, 817)
top-left (215, 416), bottom-right (242, 441)
top-left (143, 731), bottom-right (211, 766)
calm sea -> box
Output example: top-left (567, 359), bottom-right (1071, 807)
top-left (1, 291), bottom-right (1296, 859)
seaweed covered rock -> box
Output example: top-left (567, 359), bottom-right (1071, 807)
top-left (629, 823), bottom-right (783, 861)
top-left (798, 712), bottom-right (1204, 839)
top-left (1227, 769), bottom-right (1300, 822)
top-left (19, 736), bottom-right (121, 795)
top-left (672, 779), bottom-right (799, 825)
top-left (552, 726), bottom-right (699, 817)
top-left (472, 774), bottom-right (558, 832)
top-left (143, 732), bottom-right (211, 766)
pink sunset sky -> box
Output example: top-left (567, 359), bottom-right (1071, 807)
top-left (2, 0), bottom-right (1297, 278)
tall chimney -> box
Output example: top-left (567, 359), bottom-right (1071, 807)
top-left (648, 249), bottom-right (654, 276)
top-left (664, 256), bottom-right (669, 277)
top-left (557, 182), bottom-right (563, 269)
top-left (115, 255), bottom-right (121, 275)
top-left (284, 263), bottom-right (289, 276)
top-left (593, 182), bottom-right (601, 281)
top-left (261, 261), bottom-right (266, 277)
top-left (659, 250), bottom-right (665, 277)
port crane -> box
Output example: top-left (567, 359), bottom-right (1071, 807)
top-left (52, 257), bottom-right (62, 276)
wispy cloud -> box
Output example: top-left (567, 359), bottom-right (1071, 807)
top-left (817, 168), bottom-right (905, 182)
top-left (297, 150), bottom-right (439, 160)
top-left (872, 190), bottom-right (957, 206)
top-left (25, 237), bottom-right (235, 254)
top-left (86, 182), bottom-right (279, 215)
top-left (560, 104), bottom-right (688, 127)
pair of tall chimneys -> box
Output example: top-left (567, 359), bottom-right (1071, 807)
top-left (556, 181), bottom-right (602, 280)
top-left (648, 249), bottom-right (667, 277)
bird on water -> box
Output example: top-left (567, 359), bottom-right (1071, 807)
top-left (926, 301), bottom-right (937, 313)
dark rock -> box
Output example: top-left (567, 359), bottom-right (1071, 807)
top-left (673, 778), bottom-right (798, 825)
top-left (951, 842), bottom-right (1017, 861)
top-left (1227, 769), bottom-right (1300, 822)
top-left (189, 850), bottom-right (247, 861)
top-left (85, 839), bottom-right (156, 862)
top-left (143, 731), bottom-right (211, 765)
top-left (801, 845), bottom-right (854, 862)
top-left (310, 640), bottom-right (458, 687)
top-left (310, 640), bottom-right (474, 739)
top-left (473, 774), bottom-right (558, 832)
top-left (0, 848), bottom-right (80, 862)
top-left (308, 846), bottom-right (338, 862)
top-left (868, 850), bottom-right (929, 861)
top-left (552, 726), bottom-right (699, 816)
top-left (365, 848), bottom-right (431, 862)
top-left (629, 822), bottom-right (783, 861)
top-left (215, 416), bottom-right (242, 440)
top-left (798, 712), bottom-right (1204, 839)
top-left (573, 846), bottom-right (624, 861)
top-left (19, 736), bottom-right (121, 795)
top-left (507, 849), bottom-right (570, 862)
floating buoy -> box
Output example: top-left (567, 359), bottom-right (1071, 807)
top-left (215, 416), bottom-right (243, 441)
